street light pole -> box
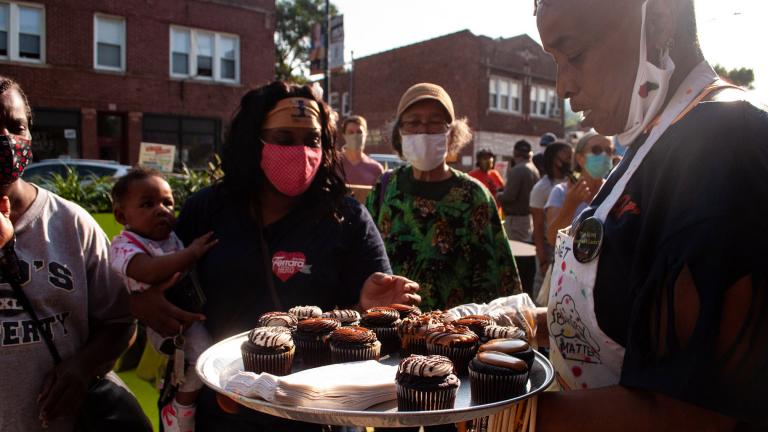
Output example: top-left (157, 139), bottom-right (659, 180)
top-left (324, 0), bottom-right (331, 104)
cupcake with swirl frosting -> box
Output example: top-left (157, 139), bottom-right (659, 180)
top-left (328, 326), bottom-right (381, 363)
top-left (321, 309), bottom-right (361, 326)
top-left (453, 315), bottom-right (495, 339)
top-left (483, 325), bottom-right (527, 343)
top-left (397, 313), bottom-right (441, 357)
top-left (288, 305), bottom-right (323, 321)
top-left (425, 324), bottom-right (480, 374)
top-left (396, 355), bottom-right (460, 411)
top-left (294, 317), bottom-right (341, 367)
top-left (360, 307), bottom-right (402, 355)
top-left (240, 326), bottom-right (295, 375)
top-left (388, 303), bottom-right (422, 320)
top-left (258, 311), bottom-right (298, 330)
top-left (468, 351), bottom-right (529, 403)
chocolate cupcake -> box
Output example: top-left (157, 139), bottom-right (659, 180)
top-left (329, 326), bottom-right (381, 363)
top-left (396, 355), bottom-right (460, 411)
top-left (479, 338), bottom-right (535, 370)
top-left (453, 315), bottom-right (494, 338)
top-left (360, 307), bottom-right (401, 355)
top-left (258, 311), bottom-right (298, 330)
top-left (425, 324), bottom-right (479, 374)
top-left (288, 305), bottom-right (322, 321)
top-left (468, 351), bottom-right (529, 404)
top-left (388, 303), bottom-right (422, 320)
top-left (397, 313), bottom-right (440, 357)
top-left (483, 325), bottom-right (527, 343)
top-left (294, 317), bottom-right (340, 367)
top-left (241, 326), bottom-right (295, 375)
top-left (321, 309), bottom-right (361, 326)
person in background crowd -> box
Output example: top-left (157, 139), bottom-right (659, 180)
top-left (468, 148), bottom-right (505, 197)
top-left (129, 81), bottom-right (420, 431)
top-left (468, 148), bottom-right (505, 215)
top-left (366, 83), bottom-right (521, 313)
top-left (532, 132), bottom-right (557, 177)
top-left (0, 76), bottom-right (146, 431)
top-left (338, 115), bottom-right (384, 186)
top-left (544, 132), bottom-right (612, 245)
top-left (528, 142), bottom-right (572, 299)
top-left (497, 140), bottom-right (540, 241)
top-left (525, 0), bottom-right (768, 428)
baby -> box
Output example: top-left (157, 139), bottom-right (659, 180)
top-left (109, 167), bottom-right (217, 432)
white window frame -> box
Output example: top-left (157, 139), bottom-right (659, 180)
top-left (489, 76), bottom-right (522, 115)
top-left (341, 92), bottom-right (350, 116)
top-left (0, 1), bottom-right (45, 64)
top-left (93, 13), bottom-right (126, 72)
top-left (169, 25), bottom-right (240, 84)
top-left (530, 84), bottom-right (558, 118)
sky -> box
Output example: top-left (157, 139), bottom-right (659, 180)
top-left (332, 0), bottom-right (767, 101)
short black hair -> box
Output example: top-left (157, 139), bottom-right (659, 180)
top-left (543, 141), bottom-right (572, 178)
top-left (111, 167), bottom-right (164, 207)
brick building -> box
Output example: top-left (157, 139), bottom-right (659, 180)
top-left (0, 0), bottom-right (274, 168)
top-left (330, 30), bottom-right (563, 171)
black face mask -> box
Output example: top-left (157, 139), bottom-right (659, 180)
top-left (0, 134), bottom-right (33, 185)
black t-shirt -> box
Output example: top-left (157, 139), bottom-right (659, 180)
top-left (576, 100), bottom-right (768, 423)
top-left (175, 186), bottom-right (392, 342)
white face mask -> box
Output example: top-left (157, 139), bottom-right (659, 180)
top-left (343, 133), bottom-right (365, 151)
top-left (401, 133), bottom-right (448, 171)
top-left (617, 1), bottom-right (676, 147)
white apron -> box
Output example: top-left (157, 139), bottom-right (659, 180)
top-left (547, 62), bottom-right (726, 390)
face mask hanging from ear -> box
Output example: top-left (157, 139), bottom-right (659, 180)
top-left (617, 1), bottom-right (676, 147)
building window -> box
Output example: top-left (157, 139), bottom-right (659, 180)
top-left (530, 84), bottom-right (558, 117)
top-left (489, 76), bottom-right (521, 114)
top-left (330, 92), bottom-right (339, 112)
top-left (143, 114), bottom-right (220, 170)
top-left (0, 2), bottom-right (44, 62)
top-left (341, 92), bottom-right (350, 116)
top-left (94, 14), bottom-right (125, 71)
top-left (170, 26), bottom-right (239, 83)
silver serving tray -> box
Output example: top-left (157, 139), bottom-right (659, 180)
top-left (197, 331), bottom-right (554, 427)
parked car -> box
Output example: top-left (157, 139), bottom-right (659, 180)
top-left (369, 153), bottom-right (406, 171)
top-left (23, 159), bottom-right (132, 184)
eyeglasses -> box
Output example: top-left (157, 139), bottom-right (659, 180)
top-left (399, 120), bottom-right (450, 135)
top-left (588, 145), bottom-right (613, 156)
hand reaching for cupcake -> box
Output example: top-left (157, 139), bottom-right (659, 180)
top-left (359, 272), bottom-right (421, 311)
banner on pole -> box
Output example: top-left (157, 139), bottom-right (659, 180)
top-left (309, 21), bottom-right (326, 75)
top-left (329, 15), bottom-right (344, 70)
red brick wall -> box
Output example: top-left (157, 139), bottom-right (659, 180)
top-left (331, 31), bottom-right (564, 171)
top-left (0, 0), bottom-right (274, 164)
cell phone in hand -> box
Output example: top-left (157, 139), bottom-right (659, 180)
top-left (165, 269), bottom-right (206, 313)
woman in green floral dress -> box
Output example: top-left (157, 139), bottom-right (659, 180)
top-left (366, 83), bottom-right (521, 311)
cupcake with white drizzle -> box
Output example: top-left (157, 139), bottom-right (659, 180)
top-left (241, 326), bottom-right (295, 375)
top-left (396, 354), bottom-right (460, 411)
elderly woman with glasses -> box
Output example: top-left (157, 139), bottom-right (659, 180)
top-left (366, 83), bottom-right (521, 312)
top-left (544, 132), bottom-right (613, 245)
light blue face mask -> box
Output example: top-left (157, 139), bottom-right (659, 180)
top-left (585, 154), bottom-right (613, 179)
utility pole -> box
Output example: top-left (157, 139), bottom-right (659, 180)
top-left (324, 0), bottom-right (331, 104)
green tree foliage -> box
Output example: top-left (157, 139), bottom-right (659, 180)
top-left (275, 0), bottom-right (338, 82)
top-left (714, 64), bottom-right (755, 89)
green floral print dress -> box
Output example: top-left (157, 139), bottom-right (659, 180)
top-left (366, 166), bottom-right (521, 311)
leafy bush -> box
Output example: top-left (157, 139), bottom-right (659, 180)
top-left (41, 157), bottom-right (223, 213)
top-left (42, 168), bottom-right (114, 213)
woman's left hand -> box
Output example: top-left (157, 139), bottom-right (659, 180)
top-left (360, 272), bottom-right (421, 310)
top-left (37, 356), bottom-right (90, 422)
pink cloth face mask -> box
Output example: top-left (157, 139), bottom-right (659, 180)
top-left (260, 142), bottom-right (323, 197)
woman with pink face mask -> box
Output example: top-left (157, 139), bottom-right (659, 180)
top-left (366, 83), bottom-right (521, 313)
top-left (128, 81), bottom-right (421, 431)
